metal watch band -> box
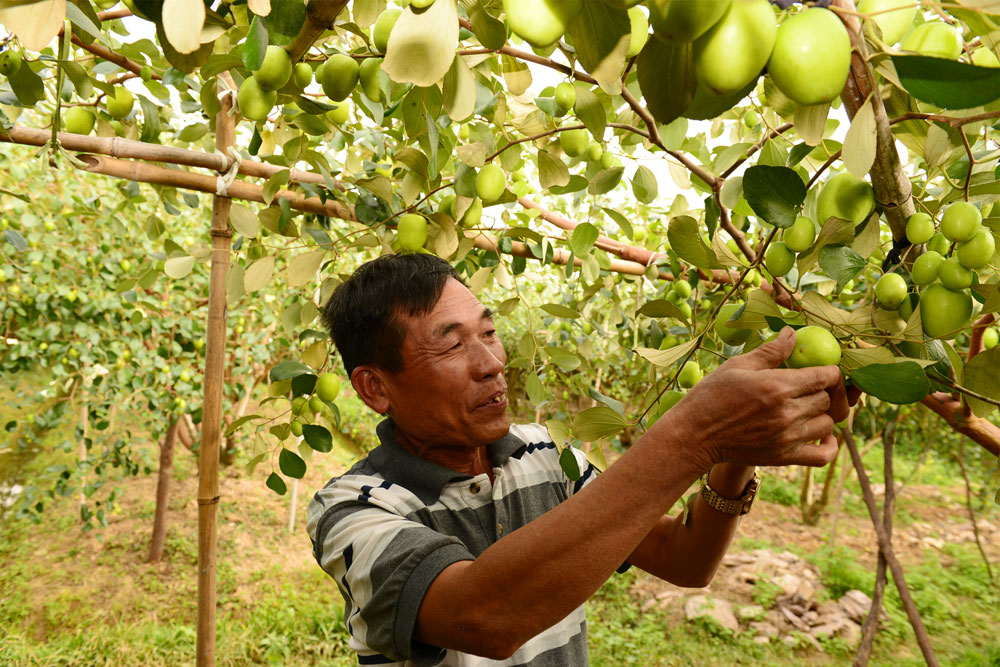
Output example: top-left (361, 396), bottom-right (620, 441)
top-left (700, 472), bottom-right (761, 516)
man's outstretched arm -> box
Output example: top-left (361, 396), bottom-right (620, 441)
top-left (413, 328), bottom-right (847, 659)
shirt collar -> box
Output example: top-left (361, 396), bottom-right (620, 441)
top-left (368, 418), bottom-right (526, 504)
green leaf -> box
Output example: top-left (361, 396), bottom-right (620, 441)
top-left (588, 167), bottom-right (624, 195)
top-left (892, 55), bottom-right (1000, 109)
top-left (287, 249), bottom-right (325, 287)
top-left (229, 203), bottom-right (260, 238)
top-left (540, 303), bottom-right (580, 318)
top-left (164, 255), bottom-right (195, 279)
top-left (9, 62), bottom-right (45, 106)
top-left (538, 149), bottom-right (570, 190)
top-left (637, 38), bottom-right (695, 126)
top-left (818, 245), bottom-right (867, 288)
top-left (742, 165), bottom-right (806, 228)
top-left (5, 229), bottom-right (27, 252)
top-left (569, 223), bottom-right (599, 256)
top-left (566, 1), bottom-right (630, 93)
top-left (684, 80), bottom-right (756, 121)
top-left (667, 215), bottom-right (720, 270)
top-left (201, 54), bottom-right (245, 79)
top-left (266, 472), bottom-right (287, 495)
top-left (525, 372), bottom-right (545, 404)
top-left (442, 54), bottom-right (476, 122)
top-left (264, 0), bottom-right (307, 44)
top-left (573, 405), bottom-right (628, 441)
top-left (383, 0), bottom-right (457, 86)
top-left (559, 447), bottom-right (582, 481)
top-left (244, 256), bottom-right (275, 292)
top-left (544, 346), bottom-right (582, 372)
top-left (849, 362), bottom-right (931, 405)
top-left (225, 414), bottom-right (260, 436)
top-left (545, 418), bottom-right (570, 447)
top-left (303, 424), bottom-right (333, 453)
top-left (279, 448), bottom-right (307, 479)
top-left (463, 0), bottom-right (506, 50)
top-left (269, 361), bottom-right (315, 381)
top-left (138, 96), bottom-right (161, 144)
top-left (843, 95), bottom-right (876, 178)
top-left (573, 86), bottom-right (607, 142)
top-left (631, 166), bottom-right (658, 205)
top-left (243, 15), bottom-right (268, 72)
top-left (964, 348), bottom-right (1000, 417)
top-left (635, 340), bottom-right (698, 368)
top-left (637, 299), bottom-right (687, 320)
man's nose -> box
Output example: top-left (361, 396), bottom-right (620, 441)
top-left (471, 339), bottom-right (505, 378)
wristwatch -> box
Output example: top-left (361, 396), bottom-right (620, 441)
top-left (700, 472), bottom-right (761, 516)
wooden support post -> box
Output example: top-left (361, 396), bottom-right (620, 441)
top-left (196, 75), bottom-right (236, 667)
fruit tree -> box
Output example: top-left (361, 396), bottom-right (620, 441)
top-left (1, 0), bottom-right (999, 664)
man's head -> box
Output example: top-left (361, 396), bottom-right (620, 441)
top-left (321, 253), bottom-right (462, 377)
top-left (322, 254), bottom-right (509, 452)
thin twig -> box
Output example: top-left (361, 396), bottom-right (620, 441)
top-left (954, 439), bottom-right (996, 585)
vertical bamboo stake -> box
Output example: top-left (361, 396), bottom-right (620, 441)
top-left (288, 477), bottom-right (299, 534)
top-left (197, 75), bottom-right (236, 667)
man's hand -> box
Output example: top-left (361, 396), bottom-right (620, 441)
top-left (656, 327), bottom-right (850, 470)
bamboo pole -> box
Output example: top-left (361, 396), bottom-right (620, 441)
top-left (0, 126), bottom-right (335, 189)
top-left (196, 76), bottom-right (236, 667)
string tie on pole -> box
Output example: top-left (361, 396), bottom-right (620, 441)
top-left (214, 146), bottom-right (241, 197)
top-left (216, 75), bottom-right (239, 117)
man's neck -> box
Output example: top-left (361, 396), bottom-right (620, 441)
top-left (394, 428), bottom-right (495, 481)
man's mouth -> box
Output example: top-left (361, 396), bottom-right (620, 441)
top-left (483, 391), bottom-right (507, 406)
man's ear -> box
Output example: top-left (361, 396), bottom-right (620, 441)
top-left (351, 365), bottom-right (391, 415)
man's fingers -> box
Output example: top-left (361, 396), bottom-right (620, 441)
top-left (786, 434), bottom-right (840, 467)
top-left (825, 378), bottom-right (850, 423)
top-left (774, 365), bottom-right (845, 397)
top-left (725, 327), bottom-right (795, 371)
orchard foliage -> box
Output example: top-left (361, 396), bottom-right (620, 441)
top-left (0, 0), bottom-right (998, 496)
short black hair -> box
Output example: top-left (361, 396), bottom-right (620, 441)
top-left (321, 254), bottom-right (463, 376)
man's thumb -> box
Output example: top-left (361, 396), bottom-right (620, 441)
top-left (733, 327), bottom-right (795, 370)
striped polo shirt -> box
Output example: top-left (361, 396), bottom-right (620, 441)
top-left (306, 419), bottom-right (600, 666)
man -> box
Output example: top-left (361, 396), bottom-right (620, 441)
top-left (308, 253), bottom-right (849, 665)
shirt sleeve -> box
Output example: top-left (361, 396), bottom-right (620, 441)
top-left (307, 478), bottom-right (474, 665)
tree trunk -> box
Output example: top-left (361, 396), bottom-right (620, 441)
top-left (148, 418), bottom-right (179, 563)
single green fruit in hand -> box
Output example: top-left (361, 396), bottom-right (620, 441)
top-left (905, 212), bottom-right (935, 245)
top-left (956, 228), bottom-right (996, 270)
top-left (875, 272), bottom-right (908, 309)
top-left (940, 201), bottom-right (982, 242)
top-left (817, 172), bottom-right (875, 225)
top-left (920, 283), bottom-right (972, 339)
top-left (937, 256), bottom-right (974, 290)
top-left (326, 101), bottom-right (349, 125)
top-left (650, 0), bottom-right (732, 43)
top-left (373, 8), bottom-right (402, 53)
top-left (783, 216), bottom-right (816, 252)
top-left (320, 54), bottom-right (360, 102)
top-left (677, 360), bottom-right (702, 388)
top-left (983, 326), bottom-right (999, 350)
top-left (360, 57), bottom-right (383, 101)
top-left (901, 21), bottom-right (963, 60)
top-left (237, 77), bottom-right (276, 122)
top-left (693, 0), bottom-right (776, 96)
top-left (787, 325), bottom-right (841, 368)
top-left (254, 45), bottom-right (293, 91)
top-left (926, 233), bottom-right (950, 256)
top-left (397, 214), bottom-right (428, 252)
top-left (0, 49), bottom-right (22, 76)
top-left (461, 197), bottom-right (483, 228)
top-left (560, 128), bottom-right (590, 157)
top-left (476, 164), bottom-right (506, 203)
top-left (857, 0), bottom-right (917, 45)
top-left (766, 7), bottom-right (852, 106)
top-left (503, 0), bottom-right (582, 48)
top-left (626, 6), bottom-right (649, 58)
top-left (910, 250), bottom-right (944, 285)
top-left (716, 302), bottom-right (751, 346)
top-left (554, 82), bottom-right (576, 114)
top-left (764, 242), bottom-right (795, 277)
top-left (292, 62), bottom-right (313, 89)
top-left (64, 106), bottom-right (96, 135)
top-left (106, 86), bottom-right (135, 119)
top-left (315, 373), bottom-right (341, 402)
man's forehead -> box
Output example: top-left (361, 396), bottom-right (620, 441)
top-left (406, 279), bottom-right (492, 337)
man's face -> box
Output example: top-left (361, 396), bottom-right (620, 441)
top-left (380, 278), bottom-right (509, 453)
